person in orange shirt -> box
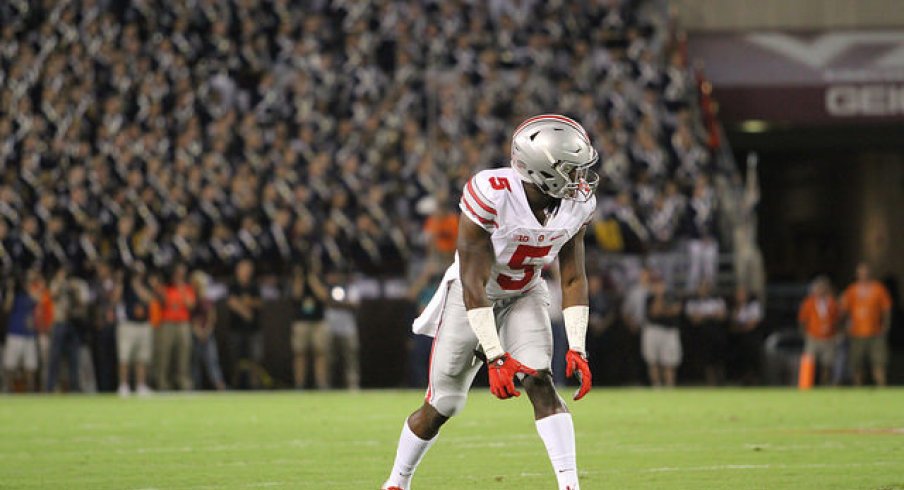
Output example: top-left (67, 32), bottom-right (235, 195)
top-left (155, 263), bottom-right (196, 391)
top-left (840, 263), bottom-right (892, 386)
top-left (423, 198), bottom-right (459, 266)
top-left (798, 276), bottom-right (840, 385)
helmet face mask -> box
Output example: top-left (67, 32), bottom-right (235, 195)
top-left (510, 115), bottom-right (599, 202)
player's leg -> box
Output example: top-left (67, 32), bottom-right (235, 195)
top-left (312, 320), bottom-right (330, 389)
top-left (2, 338), bottom-right (16, 392)
top-left (641, 327), bottom-right (661, 387)
top-left (156, 323), bottom-right (174, 390)
top-left (175, 322), bottom-right (192, 390)
top-left (499, 289), bottom-right (579, 490)
top-left (848, 338), bottom-right (865, 386)
top-left (291, 321), bottom-right (307, 388)
top-left (136, 324), bottom-right (153, 392)
top-left (384, 281), bottom-right (480, 490)
top-left (818, 341), bottom-right (834, 386)
top-left (661, 328), bottom-right (682, 388)
top-left (116, 323), bottom-right (133, 394)
top-left (870, 336), bottom-right (888, 387)
top-left (344, 329), bottom-right (360, 390)
top-left (23, 337), bottom-right (38, 392)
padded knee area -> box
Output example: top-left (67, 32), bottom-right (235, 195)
top-left (431, 394), bottom-right (467, 418)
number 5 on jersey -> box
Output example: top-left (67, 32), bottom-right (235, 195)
top-left (489, 177), bottom-right (511, 191)
top-left (497, 244), bottom-right (551, 290)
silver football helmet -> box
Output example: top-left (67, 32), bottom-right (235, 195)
top-left (510, 114), bottom-right (599, 202)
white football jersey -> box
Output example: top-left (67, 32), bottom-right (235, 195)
top-left (456, 167), bottom-right (596, 299)
top-left (413, 167), bottom-right (596, 337)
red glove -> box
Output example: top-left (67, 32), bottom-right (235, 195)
top-left (487, 352), bottom-right (537, 399)
top-left (566, 350), bottom-right (592, 401)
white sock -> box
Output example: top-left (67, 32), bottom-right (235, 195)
top-left (383, 419), bottom-right (436, 489)
top-left (536, 412), bottom-right (579, 490)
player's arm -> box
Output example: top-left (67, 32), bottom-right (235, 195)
top-left (457, 216), bottom-right (536, 399)
top-left (558, 226), bottom-right (592, 400)
top-left (458, 216), bottom-right (500, 359)
top-left (797, 301), bottom-right (808, 335)
top-left (227, 291), bottom-right (252, 321)
top-left (306, 272), bottom-right (329, 303)
top-left (458, 216), bottom-right (494, 312)
top-left (881, 288), bottom-right (892, 335)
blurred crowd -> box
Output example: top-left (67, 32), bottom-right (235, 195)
top-left (574, 260), bottom-right (892, 389)
top-left (0, 0), bottom-right (751, 391)
top-left (0, 0), bottom-right (719, 279)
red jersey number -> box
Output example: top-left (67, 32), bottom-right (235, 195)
top-left (489, 177), bottom-right (511, 191)
top-left (497, 244), bottom-right (551, 290)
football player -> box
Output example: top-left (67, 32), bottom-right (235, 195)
top-left (382, 115), bottom-right (599, 490)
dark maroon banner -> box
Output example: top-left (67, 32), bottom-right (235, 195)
top-left (689, 31), bottom-right (904, 125)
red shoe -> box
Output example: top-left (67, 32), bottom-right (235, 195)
top-left (383, 487), bottom-right (403, 490)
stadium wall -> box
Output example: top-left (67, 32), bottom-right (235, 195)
top-left (212, 299), bottom-right (413, 389)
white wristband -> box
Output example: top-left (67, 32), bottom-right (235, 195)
top-left (563, 305), bottom-right (589, 355)
top-left (466, 306), bottom-right (504, 361)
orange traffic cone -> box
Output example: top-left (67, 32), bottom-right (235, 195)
top-left (798, 353), bottom-right (815, 390)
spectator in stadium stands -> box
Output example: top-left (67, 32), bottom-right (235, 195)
top-left (586, 273), bottom-right (617, 383)
top-left (599, 136), bottom-right (631, 194)
top-left (685, 175), bottom-right (719, 291)
top-left (671, 122), bottom-right (710, 187)
top-left (686, 280), bottom-right (728, 385)
top-left (646, 192), bottom-right (683, 286)
top-left (798, 276), bottom-right (841, 386)
top-left (191, 271), bottom-right (225, 391)
top-left (732, 156), bottom-right (766, 301)
top-left (9, 215), bottom-right (43, 272)
top-left (2, 272), bottom-right (42, 392)
top-left (422, 196), bottom-right (459, 267)
top-left (67, 275), bottom-right (94, 391)
top-left (643, 274), bottom-right (684, 387)
top-left (622, 267), bottom-right (652, 336)
top-left (91, 263), bottom-right (121, 392)
top-left (407, 261), bottom-right (445, 388)
top-left (156, 263), bottom-right (195, 391)
top-left (46, 267), bottom-right (82, 392)
top-left (0, 0), bottom-right (722, 390)
top-left (0, 220), bottom-right (13, 276)
top-left (610, 192), bottom-right (650, 254)
top-left (290, 262), bottom-right (329, 390)
top-left (33, 276), bottom-right (53, 391)
top-left (117, 267), bottom-right (155, 397)
top-left (840, 263), bottom-right (893, 387)
top-left (729, 287), bottom-right (763, 385)
top-left (325, 272), bottom-right (361, 391)
top-left (227, 259), bottom-right (262, 390)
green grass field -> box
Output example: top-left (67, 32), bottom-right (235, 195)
top-left (1, 388), bottom-right (902, 489)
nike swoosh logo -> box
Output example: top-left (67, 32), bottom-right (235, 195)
top-left (550, 234), bottom-right (566, 241)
